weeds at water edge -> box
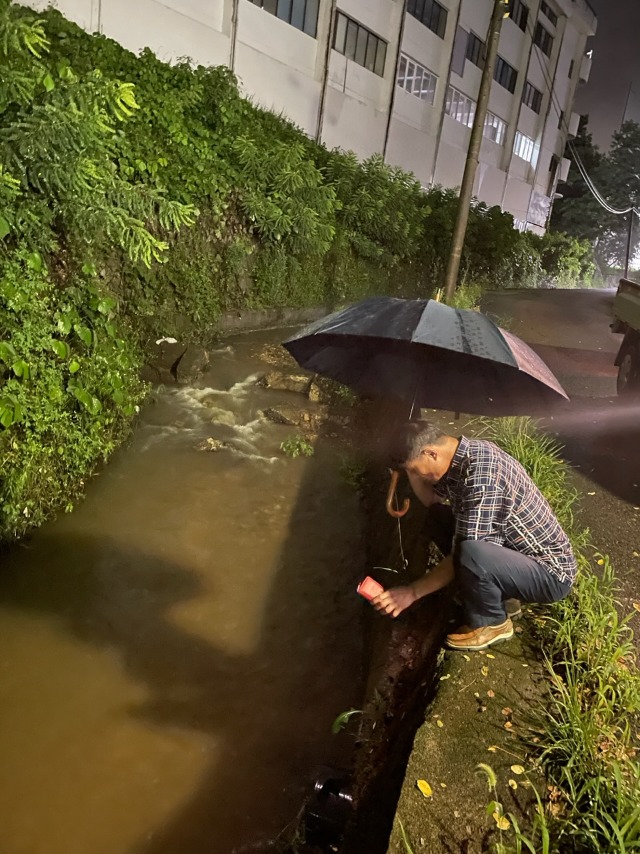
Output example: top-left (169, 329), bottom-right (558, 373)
top-left (280, 434), bottom-right (314, 458)
top-left (476, 417), bottom-right (640, 853)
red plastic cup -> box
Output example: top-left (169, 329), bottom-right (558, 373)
top-left (357, 576), bottom-right (384, 601)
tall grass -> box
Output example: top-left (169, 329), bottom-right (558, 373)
top-left (476, 418), bottom-right (640, 853)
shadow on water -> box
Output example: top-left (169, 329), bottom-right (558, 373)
top-left (9, 476), bottom-right (365, 854)
top-left (0, 365), bottom-right (368, 852)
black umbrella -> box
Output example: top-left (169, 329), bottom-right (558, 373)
top-left (283, 296), bottom-right (568, 416)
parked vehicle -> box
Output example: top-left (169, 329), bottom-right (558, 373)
top-left (612, 278), bottom-right (640, 394)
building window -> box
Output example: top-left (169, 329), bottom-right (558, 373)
top-left (484, 110), bottom-right (507, 145)
top-left (507, 0), bottom-right (528, 32)
top-left (522, 81), bottom-right (542, 113)
top-left (397, 54), bottom-right (437, 104)
top-left (494, 56), bottom-right (517, 93)
top-left (248, 0), bottom-right (319, 37)
top-left (540, 1), bottom-right (558, 26)
top-left (333, 11), bottom-right (387, 76)
top-left (407, 0), bottom-right (448, 39)
top-left (514, 130), bottom-right (539, 165)
top-left (534, 21), bottom-right (553, 57)
top-left (466, 32), bottom-right (486, 68)
top-left (445, 85), bottom-right (475, 128)
top-left (445, 85), bottom-right (507, 145)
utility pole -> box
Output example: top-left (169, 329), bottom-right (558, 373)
top-left (443, 0), bottom-right (506, 303)
top-left (624, 209), bottom-right (635, 279)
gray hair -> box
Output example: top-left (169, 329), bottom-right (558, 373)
top-left (391, 420), bottom-right (450, 466)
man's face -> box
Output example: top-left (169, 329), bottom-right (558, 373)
top-left (403, 446), bottom-right (443, 484)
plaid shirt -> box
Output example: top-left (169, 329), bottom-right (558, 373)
top-left (434, 436), bottom-right (577, 584)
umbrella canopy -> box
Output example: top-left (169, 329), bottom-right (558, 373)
top-left (283, 297), bottom-right (568, 416)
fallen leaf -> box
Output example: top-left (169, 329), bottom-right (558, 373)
top-left (463, 654), bottom-right (471, 661)
top-left (479, 705), bottom-right (487, 713)
top-left (440, 782), bottom-right (447, 789)
top-left (453, 810), bottom-right (461, 818)
top-left (633, 603), bottom-right (640, 613)
top-left (487, 690), bottom-right (495, 698)
top-left (515, 626), bottom-right (524, 634)
top-left (521, 663), bottom-right (529, 667)
top-left (493, 812), bottom-right (511, 830)
top-left (437, 720), bottom-right (444, 728)
top-left (508, 779), bottom-right (518, 790)
top-left (485, 654), bottom-right (495, 659)
top-left (474, 692), bottom-right (480, 698)
top-left (633, 552), bottom-right (640, 558)
top-left (440, 674), bottom-right (451, 681)
top-left (501, 707), bottom-right (513, 716)
top-left (416, 779), bottom-right (433, 798)
top-left (487, 745), bottom-right (498, 752)
top-left (587, 491), bottom-right (596, 496)
top-left (481, 666), bottom-right (489, 677)
top-left (510, 765), bottom-right (525, 775)
top-left (504, 721), bottom-right (514, 730)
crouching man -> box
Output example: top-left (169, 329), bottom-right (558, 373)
top-left (372, 420), bottom-right (576, 651)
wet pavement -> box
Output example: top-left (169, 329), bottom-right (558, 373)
top-left (484, 287), bottom-right (640, 626)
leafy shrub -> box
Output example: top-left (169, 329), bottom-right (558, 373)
top-left (534, 231), bottom-right (596, 288)
top-left (280, 434), bottom-right (314, 458)
top-left (0, 250), bottom-right (144, 538)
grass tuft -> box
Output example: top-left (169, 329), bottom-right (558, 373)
top-left (476, 417), bottom-right (640, 853)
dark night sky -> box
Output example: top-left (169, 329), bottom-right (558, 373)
top-left (573, 0), bottom-right (640, 150)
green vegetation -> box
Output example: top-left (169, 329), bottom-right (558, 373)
top-left (551, 116), bottom-right (640, 273)
top-left (0, 2), bottom-right (595, 541)
top-left (279, 434), bottom-right (314, 459)
top-left (330, 708), bottom-right (363, 735)
top-left (478, 418), bottom-right (640, 852)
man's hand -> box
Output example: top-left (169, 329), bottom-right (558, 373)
top-left (372, 557), bottom-right (455, 618)
top-left (371, 585), bottom-right (417, 618)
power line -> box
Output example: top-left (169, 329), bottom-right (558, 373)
top-left (521, 8), bottom-right (637, 217)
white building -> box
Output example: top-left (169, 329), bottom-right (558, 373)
top-left (22, 0), bottom-right (597, 234)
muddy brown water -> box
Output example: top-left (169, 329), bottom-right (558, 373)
top-left (0, 329), bottom-right (366, 854)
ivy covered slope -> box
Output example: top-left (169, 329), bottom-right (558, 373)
top-left (0, 2), bottom-right (196, 539)
top-left (0, 2), bottom-right (593, 542)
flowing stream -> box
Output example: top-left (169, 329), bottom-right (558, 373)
top-left (0, 328), bottom-right (365, 854)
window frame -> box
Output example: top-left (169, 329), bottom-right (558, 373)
top-left (513, 130), bottom-right (539, 165)
top-left (508, 0), bottom-right (529, 32)
top-left (333, 11), bottom-right (388, 77)
top-left (484, 110), bottom-right (507, 145)
top-left (466, 32), bottom-right (486, 68)
top-left (494, 55), bottom-right (517, 93)
top-left (540, 1), bottom-right (558, 26)
top-left (534, 21), bottom-right (553, 57)
top-left (522, 80), bottom-right (542, 113)
top-left (407, 0), bottom-right (448, 39)
top-left (445, 84), bottom-right (508, 145)
top-left (248, 0), bottom-right (319, 37)
top-left (397, 52), bottom-right (438, 105)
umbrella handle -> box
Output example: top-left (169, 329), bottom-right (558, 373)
top-left (386, 470), bottom-right (410, 518)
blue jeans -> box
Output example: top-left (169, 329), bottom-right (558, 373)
top-left (427, 504), bottom-right (573, 628)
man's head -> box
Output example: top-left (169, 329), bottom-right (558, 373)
top-left (391, 420), bottom-right (458, 484)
